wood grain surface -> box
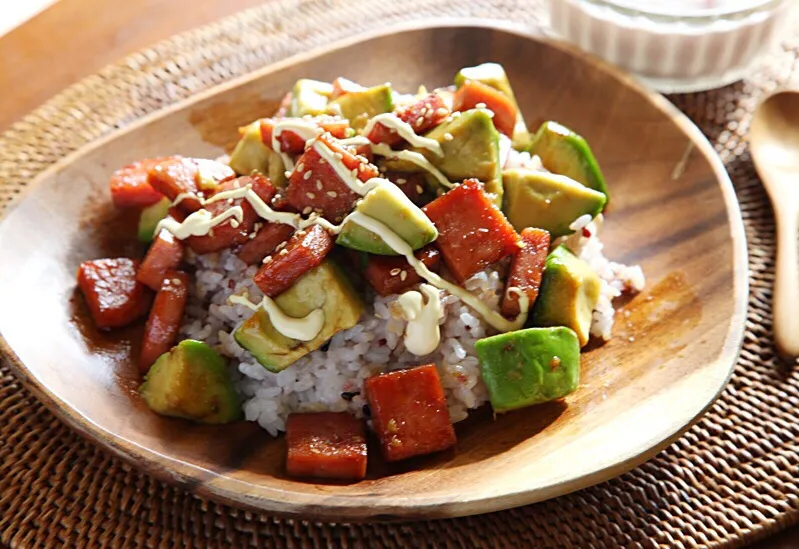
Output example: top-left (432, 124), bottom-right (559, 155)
top-left (0, 0), bottom-right (792, 544)
top-left (0, 21), bottom-right (747, 521)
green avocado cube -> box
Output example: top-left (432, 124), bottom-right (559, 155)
top-left (529, 121), bottom-right (608, 200)
top-left (532, 245), bottom-right (601, 347)
top-left (138, 196), bottom-right (171, 243)
top-left (502, 168), bottom-right (606, 237)
top-left (234, 260), bottom-right (364, 372)
top-left (417, 109), bottom-right (503, 206)
top-left (475, 327), bottom-right (580, 413)
top-left (139, 340), bottom-right (241, 424)
top-left (290, 79), bottom-right (334, 117)
top-left (326, 83), bottom-right (394, 130)
top-left (229, 121), bottom-right (287, 186)
top-left (336, 182), bottom-right (437, 255)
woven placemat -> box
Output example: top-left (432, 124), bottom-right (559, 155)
top-left (2, 1), bottom-right (799, 547)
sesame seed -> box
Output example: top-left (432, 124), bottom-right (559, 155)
top-left (400, 271), bottom-right (408, 281)
top-left (172, 278), bottom-right (182, 286)
top-left (296, 162), bottom-right (305, 172)
top-left (516, 240), bottom-right (526, 248)
top-left (284, 171), bottom-right (292, 178)
top-left (355, 155), bottom-right (368, 163)
top-left (316, 180), bottom-right (323, 190)
top-left (334, 152), bottom-right (343, 160)
top-left (248, 232), bottom-right (257, 239)
top-left (296, 230), bottom-right (306, 236)
top-left (303, 171), bottom-right (312, 180)
top-left (443, 132), bottom-right (454, 141)
top-left (319, 157), bottom-right (327, 164)
top-left (476, 102), bottom-right (487, 108)
top-left (390, 268), bottom-right (401, 276)
top-left (419, 107), bottom-right (427, 116)
top-left (307, 192), bottom-right (316, 199)
top-left (302, 206), bottom-right (313, 215)
top-left (227, 198), bottom-right (234, 205)
top-left (327, 191), bottom-right (337, 198)
top-left (279, 249), bottom-right (288, 256)
top-left (415, 184), bottom-right (424, 194)
top-left (397, 178), bottom-right (407, 184)
top-left (415, 117), bottom-right (424, 127)
top-left (358, 164), bottom-right (367, 171)
top-left (276, 241), bottom-right (287, 251)
top-left (436, 107), bottom-right (448, 116)
top-left (262, 256), bottom-right (273, 264)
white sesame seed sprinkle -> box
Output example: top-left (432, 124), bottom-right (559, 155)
top-left (172, 278), bottom-right (182, 286)
top-left (443, 132), bottom-right (454, 141)
top-left (307, 192), bottom-right (316, 199)
top-left (262, 256), bottom-right (273, 264)
top-left (296, 162), bottom-right (305, 172)
top-left (415, 117), bottom-right (424, 127)
top-left (397, 178), bottom-right (407, 184)
top-left (334, 152), bottom-right (343, 159)
top-left (303, 171), bottom-right (312, 180)
top-left (302, 206), bottom-right (313, 215)
top-left (476, 102), bottom-right (487, 108)
top-left (400, 271), bottom-right (408, 281)
top-left (436, 107), bottom-right (448, 116)
top-left (279, 249), bottom-right (288, 256)
top-left (389, 268), bottom-right (401, 276)
top-left (316, 180), bottom-right (323, 190)
top-left (416, 184), bottom-right (424, 194)
top-left (327, 191), bottom-right (337, 198)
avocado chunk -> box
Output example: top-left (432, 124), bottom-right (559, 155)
top-left (229, 121), bottom-right (287, 186)
top-left (336, 182), bottom-right (438, 255)
top-left (138, 196), bottom-right (171, 243)
top-left (139, 340), bottom-right (241, 424)
top-left (476, 327), bottom-right (581, 412)
top-left (529, 121), bottom-right (608, 199)
top-left (455, 63), bottom-right (532, 151)
top-left (502, 168), bottom-right (606, 237)
top-left (234, 260), bottom-right (364, 372)
top-left (409, 109), bottom-right (503, 206)
top-left (290, 79), bottom-right (334, 117)
top-left (532, 245), bottom-right (601, 347)
top-left (326, 83), bottom-right (394, 130)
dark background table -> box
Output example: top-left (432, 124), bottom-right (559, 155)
top-left (0, 0), bottom-right (796, 546)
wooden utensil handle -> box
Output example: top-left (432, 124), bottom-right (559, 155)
top-left (773, 201), bottom-right (799, 359)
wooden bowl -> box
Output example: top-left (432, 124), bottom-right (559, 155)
top-left (0, 21), bottom-right (747, 520)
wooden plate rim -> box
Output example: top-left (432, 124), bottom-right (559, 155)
top-left (0, 18), bottom-right (749, 520)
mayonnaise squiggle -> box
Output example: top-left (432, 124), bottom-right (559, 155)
top-left (370, 143), bottom-right (455, 189)
top-left (397, 284), bottom-right (443, 355)
top-left (155, 206), bottom-right (244, 239)
top-left (361, 113), bottom-right (444, 156)
top-left (229, 293), bottom-right (325, 341)
top-left (271, 120), bottom-right (323, 172)
top-left (347, 211), bottom-right (530, 332)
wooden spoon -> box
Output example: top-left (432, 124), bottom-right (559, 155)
top-left (750, 90), bottom-right (799, 359)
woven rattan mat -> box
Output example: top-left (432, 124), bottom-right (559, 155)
top-left (2, 1), bottom-right (799, 547)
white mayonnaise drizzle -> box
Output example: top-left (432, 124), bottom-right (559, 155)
top-left (310, 139), bottom-right (379, 196)
top-left (361, 113), bottom-right (443, 156)
top-left (397, 284), bottom-right (443, 355)
top-left (347, 211), bottom-right (530, 332)
top-left (155, 206), bottom-right (244, 239)
top-left (271, 120), bottom-right (323, 171)
top-left (229, 294), bottom-right (325, 341)
top-left (337, 136), bottom-right (372, 147)
top-left (371, 143), bottom-right (454, 189)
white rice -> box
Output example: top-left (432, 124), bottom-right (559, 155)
top-left (180, 218), bottom-right (643, 436)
